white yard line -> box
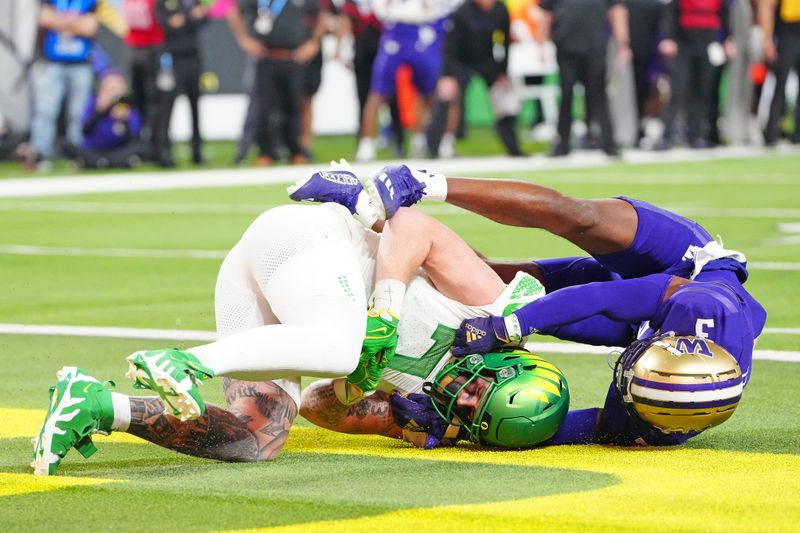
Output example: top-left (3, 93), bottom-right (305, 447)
top-left (0, 244), bottom-right (227, 259)
top-left (3, 244), bottom-right (800, 273)
top-left (1, 146), bottom-right (798, 198)
top-left (672, 208), bottom-right (800, 219)
top-left (0, 323), bottom-right (796, 362)
top-left (5, 201), bottom-right (800, 221)
top-left (0, 200), bottom-right (278, 215)
top-left (763, 327), bottom-right (800, 334)
top-left (747, 262), bottom-right (800, 271)
top-left (0, 323), bottom-right (217, 342)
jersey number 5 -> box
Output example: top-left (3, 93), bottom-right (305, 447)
top-left (695, 318), bottom-right (715, 338)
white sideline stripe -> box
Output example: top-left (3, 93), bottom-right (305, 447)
top-left (0, 323), bottom-right (219, 342)
top-left (4, 244), bottom-right (800, 272)
top-left (748, 262), bottom-right (800, 271)
top-left (763, 327), bottom-right (800, 334)
top-left (0, 244), bottom-right (227, 260)
top-left (525, 342), bottom-right (800, 362)
top-left (0, 323), bottom-right (797, 362)
top-left (630, 383), bottom-right (744, 402)
top-left (5, 201), bottom-right (800, 221)
top-left (673, 207), bottom-right (800, 219)
top-left (1, 146), bottom-right (798, 198)
top-left (491, 256), bottom-right (800, 272)
top-left (0, 201), bottom-right (279, 215)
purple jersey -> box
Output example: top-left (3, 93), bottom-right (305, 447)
top-left (514, 272), bottom-right (764, 378)
top-left (594, 197), bottom-right (715, 279)
top-left (81, 96), bottom-right (142, 151)
top-left (369, 20), bottom-right (446, 96)
top-left (650, 281), bottom-right (761, 380)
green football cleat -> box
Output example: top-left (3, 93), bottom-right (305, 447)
top-left (347, 309), bottom-right (400, 394)
top-left (126, 349), bottom-right (215, 422)
top-left (31, 366), bottom-right (115, 476)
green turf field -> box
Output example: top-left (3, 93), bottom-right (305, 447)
top-left (1, 154), bottom-right (799, 531)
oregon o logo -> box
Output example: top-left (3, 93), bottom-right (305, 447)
top-left (480, 421), bottom-right (489, 430)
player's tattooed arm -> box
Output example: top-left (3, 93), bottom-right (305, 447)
top-left (126, 378), bottom-right (297, 462)
top-left (300, 378), bottom-right (403, 439)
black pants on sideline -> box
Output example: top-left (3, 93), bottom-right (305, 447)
top-left (662, 41), bottom-right (714, 143)
top-left (632, 53), bottom-right (655, 124)
top-left (129, 45), bottom-right (163, 141)
top-left (236, 58), bottom-right (259, 162)
top-left (427, 70), bottom-right (522, 157)
top-left (153, 52), bottom-right (203, 160)
top-left (70, 140), bottom-right (151, 169)
top-left (555, 48), bottom-right (615, 152)
top-left (765, 29), bottom-right (800, 144)
top-left (707, 63), bottom-right (724, 145)
top-left (255, 57), bottom-right (304, 159)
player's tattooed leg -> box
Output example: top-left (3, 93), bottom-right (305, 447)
top-left (222, 378), bottom-right (298, 460)
top-left (127, 378), bottom-right (297, 462)
top-left (127, 397), bottom-right (263, 461)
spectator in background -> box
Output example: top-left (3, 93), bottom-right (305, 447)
top-left (354, 0), bottom-right (457, 161)
top-left (427, 0), bottom-right (524, 158)
top-left (656, 0), bottom-right (735, 149)
top-left (227, 5), bottom-right (267, 164)
top-left (337, 0), bottom-right (405, 156)
top-left (28, 0), bottom-right (99, 170)
top-left (626, 0), bottom-right (666, 145)
top-left (67, 68), bottom-right (150, 168)
top-left (121, 0), bottom-right (166, 159)
top-left (155, 0), bottom-right (209, 165)
top-left (537, 0), bottom-right (629, 157)
top-left (236, 0), bottom-right (323, 166)
top-left (760, 0), bottom-right (800, 145)
top-left (300, 0), bottom-right (334, 160)
top-left (507, 0), bottom-right (548, 135)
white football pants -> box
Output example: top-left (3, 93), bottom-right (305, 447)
top-left (188, 203), bottom-right (377, 405)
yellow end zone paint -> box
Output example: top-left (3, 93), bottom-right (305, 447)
top-left (4, 409), bottom-right (799, 531)
top-left (1, 408), bottom-right (145, 444)
top-left (225, 429), bottom-right (800, 532)
top-left (0, 473), bottom-right (120, 497)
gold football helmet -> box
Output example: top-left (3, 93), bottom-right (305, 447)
top-left (614, 333), bottom-right (743, 434)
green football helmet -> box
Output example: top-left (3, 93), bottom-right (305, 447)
top-left (425, 350), bottom-right (570, 448)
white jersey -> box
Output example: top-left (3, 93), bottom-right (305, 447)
top-left (371, 0), bottom-right (461, 24)
top-left (381, 271), bottom-right (546, 394)
top-left (222, 202), bottom-right (546, 400)
top-left (328, 202), bottom-right (548, 394)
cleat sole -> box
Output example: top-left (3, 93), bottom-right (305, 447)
top-left (363, 178), bottom-right (387, 220)
top-left (125, 353), bottom-right (204, 421)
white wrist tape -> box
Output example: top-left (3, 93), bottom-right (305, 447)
top-left (410, 169), bottom-right (447, 202)
top-left (504, 314), bottom-right (523, 343)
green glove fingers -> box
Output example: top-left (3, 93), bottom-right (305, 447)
top-left (346, 309), bottom-right (400, 394)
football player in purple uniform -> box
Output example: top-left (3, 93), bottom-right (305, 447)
top-left (354, 0), bottom-right (459, 161)
top-left (289, 163), bottom-right (767, 446)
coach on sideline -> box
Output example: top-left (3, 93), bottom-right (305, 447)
top-left (536, 0), bottom-right (629, 157)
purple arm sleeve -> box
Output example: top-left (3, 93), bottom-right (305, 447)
top-left (513, 274), bottom-right (674, 336)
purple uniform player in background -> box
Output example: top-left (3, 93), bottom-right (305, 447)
top-left (361, 166), bottom-right (767, 446)
top-left (354, 0), bottom-right (459, 162)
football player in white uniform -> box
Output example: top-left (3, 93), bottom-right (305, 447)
top-left (33, 182), bottom-right (565, 475)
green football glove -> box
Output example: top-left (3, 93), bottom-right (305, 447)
top-left (347, 309), bottom-right (400, 394)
